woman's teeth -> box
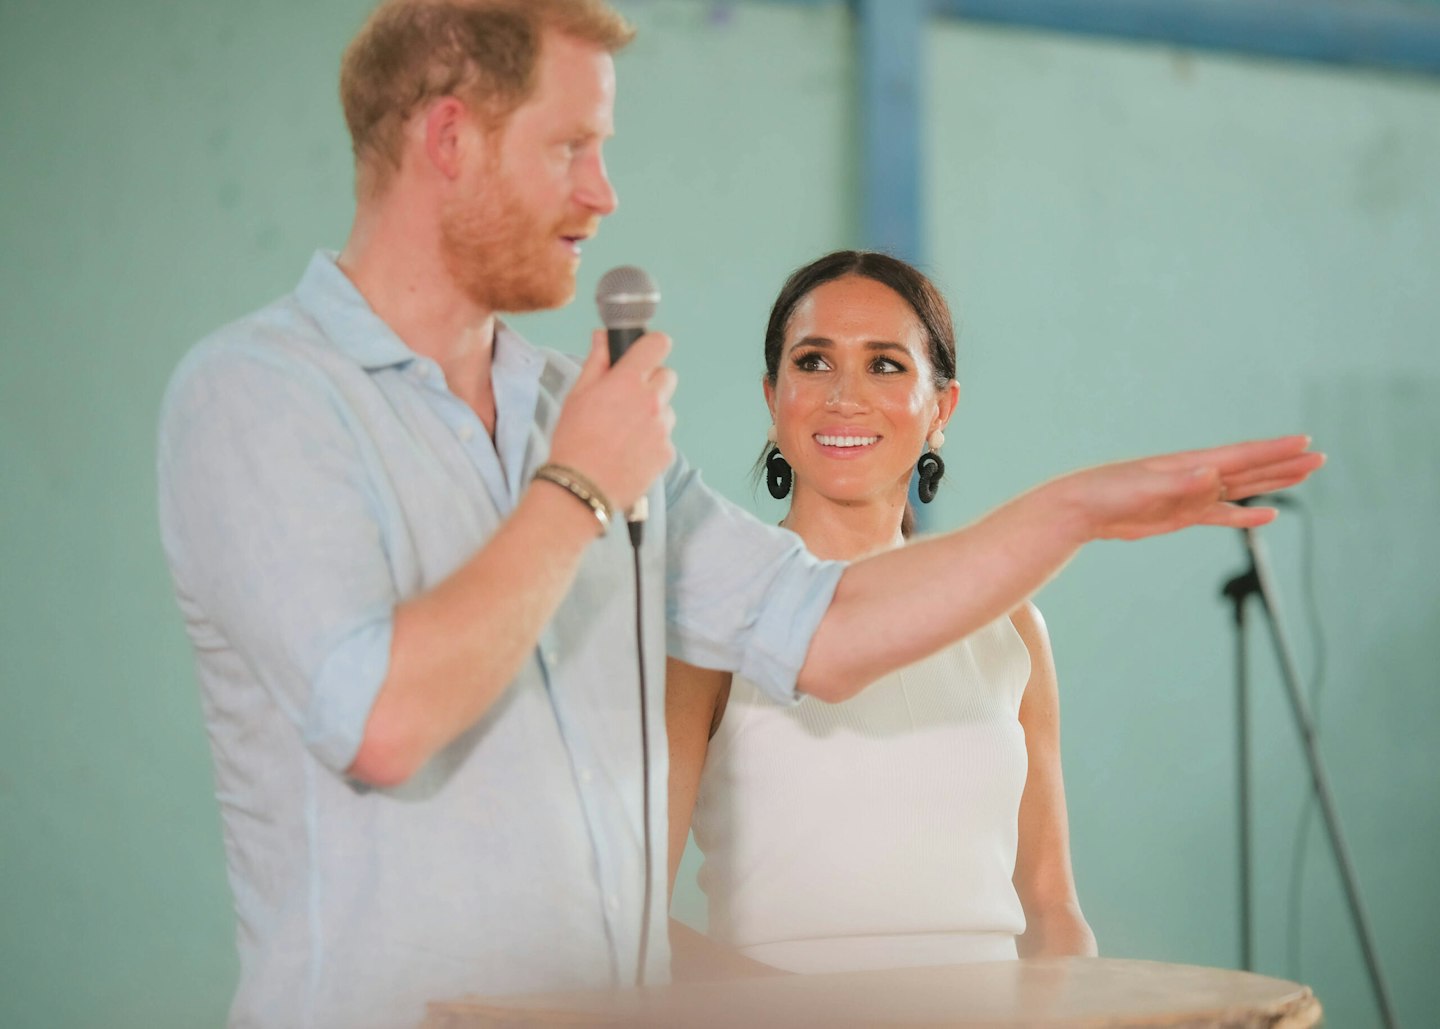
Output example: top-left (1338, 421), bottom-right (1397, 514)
top-left (815, 435), bottom-right (879, 448)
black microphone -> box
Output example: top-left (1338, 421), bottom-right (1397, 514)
top-left (595, 265), bottom-right (661, 535)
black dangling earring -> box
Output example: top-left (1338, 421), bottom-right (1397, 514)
top-left (766, 446), bottom-right (793, 500)
top-left (916, 449), bottom-right (945, 504)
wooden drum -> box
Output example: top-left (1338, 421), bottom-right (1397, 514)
top-left (423, 957), bottom-right (1322, 1028)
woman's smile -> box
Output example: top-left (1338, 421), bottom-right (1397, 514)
top-left (813, 432), bottom-right (882, 454)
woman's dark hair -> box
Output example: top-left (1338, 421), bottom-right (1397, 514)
top-left (764, 250), bottom-right (957, 391)
top-left (760, 250), bottom-right (958, 536)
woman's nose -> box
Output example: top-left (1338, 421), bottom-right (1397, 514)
top-left (825, 373), bottom-right (866, 412)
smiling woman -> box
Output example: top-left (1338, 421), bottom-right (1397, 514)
top-left (666, 251), bottom-right (1098, 978)
top-left (761, 253), bottom-right (958, 546)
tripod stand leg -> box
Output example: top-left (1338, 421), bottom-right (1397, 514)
top-left (1224, 567), bottom-right (1260, 974)
top-left (1236, 602), bottom-right (1252, 973)
top-left (1246, 528), bottom-right (1400, 1029)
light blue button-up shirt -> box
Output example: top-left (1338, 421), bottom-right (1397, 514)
top-left (156, 253), bottom-right (844, 1028)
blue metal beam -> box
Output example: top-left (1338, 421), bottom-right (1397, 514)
top-left (852, 0), bottom-right (931, 527)
top-left (750, 0), bottom-right (1440, 77)
top-left (855, 0), bottom-right (927, 263)
top-left (936, 0), bottom-right (1440, 77)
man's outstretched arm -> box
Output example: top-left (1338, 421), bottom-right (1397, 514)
top-left (797, 436), bottom-right (1322, 701)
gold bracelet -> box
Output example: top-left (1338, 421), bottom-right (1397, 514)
top-left (533, 463), bottom-right (612, 534)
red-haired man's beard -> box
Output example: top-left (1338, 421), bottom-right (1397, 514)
top-left (440, 183), bottom-right (592, 315)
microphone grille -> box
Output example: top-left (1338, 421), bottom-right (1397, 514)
top-left (595, 265), bottom-right (660, 330)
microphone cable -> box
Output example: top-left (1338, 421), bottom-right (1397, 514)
top-left (628, 522), bottom-right (653, 989)
top-left (594, 265), bottom-right (661, 990)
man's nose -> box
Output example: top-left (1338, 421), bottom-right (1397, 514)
top-left (578, 153), bottom-right (618, 216)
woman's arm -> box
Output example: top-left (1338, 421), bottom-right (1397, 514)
top-left (665, 660), bottom-right (782, 980)
top-left (1010, 602), bottom-right (1099, 958)
top-left (666, 657), bottom-right (729, 899)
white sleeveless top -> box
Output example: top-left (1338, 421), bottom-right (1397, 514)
top-left (690, 616), bottom-right (1031, 973)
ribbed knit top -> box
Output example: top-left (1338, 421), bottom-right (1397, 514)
top-left (690, 616), bottom-right (1032, 973)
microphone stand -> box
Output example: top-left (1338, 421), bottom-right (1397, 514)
top-left (1221, 521), bottom-right (1399, 1028)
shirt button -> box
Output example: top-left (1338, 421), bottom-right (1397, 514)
top-left (579, 769), bottom-right (594, 784)
top-left (459, 424), bottom-right (475, 442)
top-left (607, 896), bottom-right (620, 913)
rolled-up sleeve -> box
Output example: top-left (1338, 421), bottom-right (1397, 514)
top-left (662, 457), bottom-right (845, 705)
top-left (157, 341), bottom-right (396, 773)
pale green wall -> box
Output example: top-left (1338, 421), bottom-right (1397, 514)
top-left (917, 23), bottom-right (1440, 1029)
top-left (2, 2), bottom-right (1435, 1026)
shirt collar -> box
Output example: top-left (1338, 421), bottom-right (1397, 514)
top-left (293, 251), bottom-right (548, 385)
top-left (492, 319), bottom-right (545, 382)
top-left (293, 250), bottom-right (420, 371)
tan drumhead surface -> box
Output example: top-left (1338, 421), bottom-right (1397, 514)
top-left (425, 957), bottom-right (1322, 1028)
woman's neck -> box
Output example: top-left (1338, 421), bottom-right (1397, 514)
top-left (782, 486), bottom-right (908, 561)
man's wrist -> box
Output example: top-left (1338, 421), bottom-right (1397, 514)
top-left (533, 463), bottom-right (612, 535)
top-left (1025, 476), bottom-right (1094, 549)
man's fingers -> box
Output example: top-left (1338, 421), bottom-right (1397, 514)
top-left (1222, 451), bottom-right (1327, 497)
top-left (1158, 435), bottom-right (1316, 475)
top-left (1199, 503), bottom-right (1279, 529)
top-left (652, 367), bottom-right (679, 406)
top-left (574, 329), bottom-right (611, 390)
top-left (1226, 474), bottom-right (1317, 500)
top-left (611, 330), bottom-right (672, 376)
top-left (1209, 435), bottom-right (1314, 473)
top-left (1087, 437), bottom-right (1321, 541)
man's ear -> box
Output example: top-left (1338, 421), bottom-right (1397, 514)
top-left (423, 97), bottom-right (475, 180)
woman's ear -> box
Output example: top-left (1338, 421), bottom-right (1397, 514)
top-left (932, 379), bottom-right (961, 435)
top-left (763, 376), bottom-right (777, 424)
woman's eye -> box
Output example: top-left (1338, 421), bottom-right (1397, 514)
top-left (794, 352), bottom-right (829, 371)
top-left (873, 358), bottom-right (906, 374)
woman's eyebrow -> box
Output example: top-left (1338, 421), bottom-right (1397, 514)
top-left (789, 337), bottom-right (909, 352)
